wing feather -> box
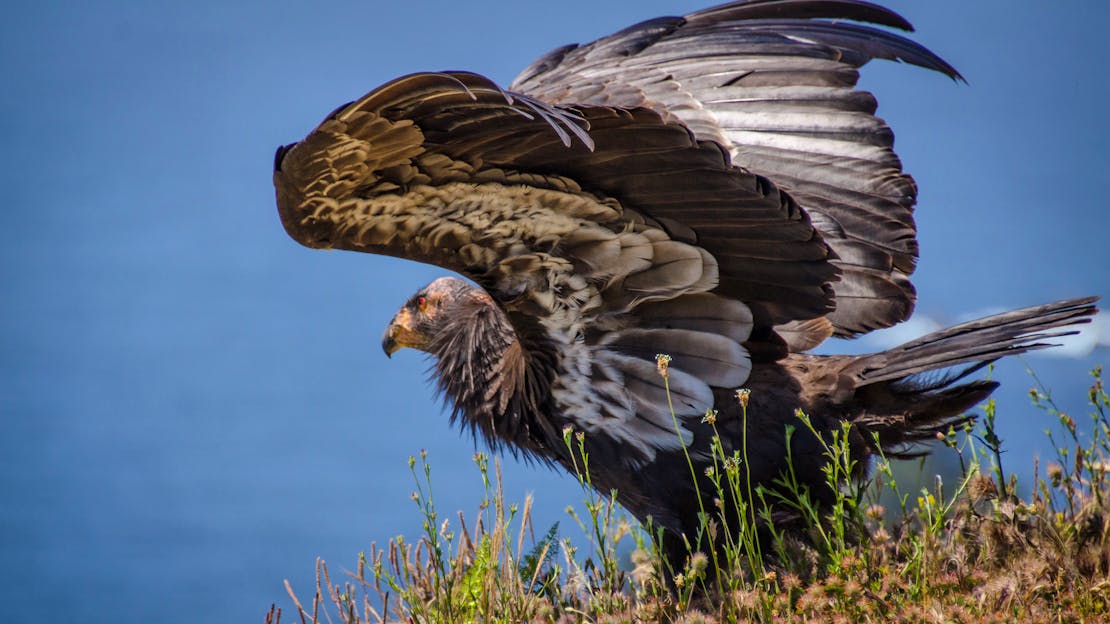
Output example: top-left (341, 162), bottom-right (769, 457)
top-left (275, 70), bottom-right (829, 462)
top-left (511, 0), bottom-right (962, 342)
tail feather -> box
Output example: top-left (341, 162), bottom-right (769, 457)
top-left (854, 379), bottom-right (995, 458)
top-left (844, 296), bottom-right (1098, 458)
top-left (845, 297), bottom-right (1098, 386)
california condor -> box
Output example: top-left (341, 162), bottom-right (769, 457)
top-left (274, 0), bottom-right (1097, 567)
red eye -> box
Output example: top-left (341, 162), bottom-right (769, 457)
top-left (417, 296), bottom-right (427, 309)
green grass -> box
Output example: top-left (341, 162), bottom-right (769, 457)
top-left (268, 365), bottom-right (1110, 623)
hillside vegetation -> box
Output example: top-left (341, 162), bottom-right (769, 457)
top-left (269, 365), bottom-right (1110, 623)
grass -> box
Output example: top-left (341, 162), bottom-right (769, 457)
top-left (268, 364), bottom-right (1110, 623)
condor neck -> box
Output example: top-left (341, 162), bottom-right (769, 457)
top-left (427, 296), bottom-right (533, 443)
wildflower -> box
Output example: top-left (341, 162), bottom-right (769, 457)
top-left (795, 584), bottom-right (822, 611)
top-left (565, 569), bottom-right (587, 595)
top-left (968, 473), bottom-right (998, 510)
top-left (614, 518), bottom-right (631, 542)
top-left (735, 388), bottom-right (750, 408)
top-left (706, 517), bottom-right (718, 541)
top-left (630, 549), bottom-right (652, 566)
top-left (865, 504), bottom-right (886, 520)
top-left (839, 552), bottom-right (859, 572)
top-left (655, 353), bottom-right (672, 378)
top-left (629, 549), bottom-right (654, 586)
top-left (688, 551), bottom-right (709, 576)
top-left (732, 588), bottom-right (758, 610)
top-left (702, 408), bottom-right (718, 424)
top-left (723, 456), bottom-right (741, 473)
top-left (1061, 413), bottom-right (1076, 434)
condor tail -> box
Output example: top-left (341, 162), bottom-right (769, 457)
top-left (842, 297), bottom-right (1098, 457)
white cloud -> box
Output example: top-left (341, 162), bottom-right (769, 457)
top-left (1042, 310), bottom-right (1110, 358)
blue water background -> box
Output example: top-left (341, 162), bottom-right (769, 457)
top-left (2, 2), bottom-right (1108, 621)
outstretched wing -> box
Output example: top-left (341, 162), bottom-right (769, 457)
top-left (274, 71), bottom-right (833, 461)
top-left (511, 0), bottom-right (962, 343)
top-left (275, 72), bottom-right (837, 328)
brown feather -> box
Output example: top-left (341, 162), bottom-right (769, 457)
top-left (275, 1), bottom-right (1098, 581)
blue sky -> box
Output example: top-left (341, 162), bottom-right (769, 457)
top-left (2, 1), bottom-right (1108, 621)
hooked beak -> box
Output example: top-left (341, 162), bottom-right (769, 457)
top-left (381, 325), bottom-right (399, 358)
top-left (380, 306), bottom-right (429, 358)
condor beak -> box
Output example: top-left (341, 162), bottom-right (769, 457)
top-left (381, 327), bottom-right (399, 358)
top-left (381, 307), bottom-right (429, 358)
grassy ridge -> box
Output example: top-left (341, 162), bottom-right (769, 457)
top-left (269, 366), bottom-right (1110, 623)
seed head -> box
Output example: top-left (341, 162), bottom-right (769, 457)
top-left (655, 353), bottom-right (672, 378)
top-left (688, 551), bottom-right (709, 576)
top-left (735, 388), bottom-right (750, 408)
top-left (1046, 463), bottom-right (1064, 484)
top-left (865, 504), bottom-right (886, 520)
